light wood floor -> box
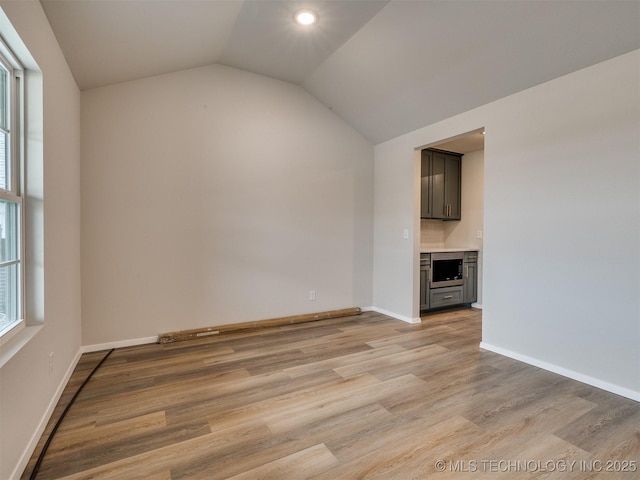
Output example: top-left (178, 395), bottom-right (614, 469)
top-left (23, 308), bottom-right (640, 479)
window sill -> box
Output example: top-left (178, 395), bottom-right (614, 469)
top-left (0, 323), bottom-right (42, 368)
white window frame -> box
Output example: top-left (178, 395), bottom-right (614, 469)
top-left (0, 36), bottom-right (25, 341)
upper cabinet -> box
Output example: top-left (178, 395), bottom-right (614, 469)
top-left (421, 148), bottom-right (461, 220)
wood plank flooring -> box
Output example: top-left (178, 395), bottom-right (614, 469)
top-left (22, 309), bottom-right (640, 479)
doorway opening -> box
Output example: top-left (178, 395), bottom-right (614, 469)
top-left (417, 128), bottom-right (485, 317)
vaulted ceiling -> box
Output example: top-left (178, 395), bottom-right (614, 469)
top-left (40, 0), bottom-right (640, 144)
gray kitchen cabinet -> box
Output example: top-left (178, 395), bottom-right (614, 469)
top-left (421, 149), bottom-right (461, 220)
top-left (463, 251), bottom-right (478, 304)
top-left (420, 254), bottom-right (430, 311)
top-left (421, 250), bottom-right (478, 313)
top-left (430, 286), bottom-right (464, 309)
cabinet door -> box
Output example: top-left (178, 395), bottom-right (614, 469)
top-left (430, 151), bottom-right (447, 219)
top-left (420, 177), bottom-right (430, 218)
top-left (420, 266), bottom-right (430, 311)
top-left (444, 155), bottom-right (461, 220)
top-left (420, 151), bottom-right (432, 218)
top-left (463, 262), bottom-right (477, 303)
top-left (421, 149), bottom-right (462, 220)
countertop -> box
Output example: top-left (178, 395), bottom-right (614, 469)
top-left (420, 247), bottom-right (479, 253)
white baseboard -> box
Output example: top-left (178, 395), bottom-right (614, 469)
top-left (479, 342), bottom-right (640, 402)
top-left (471, 302), bottom-right (483, 309)
top-left (11, 347), bottom-right (83, 480)
top-left (365, 306), bottom-right (421, 324)
top-left (82, 336), bottom-right (158, 353)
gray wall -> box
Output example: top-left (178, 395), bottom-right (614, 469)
top-left (0, 2), bottom-right (82, 479)
top-left (81, 64), bottom-right (374, 346)
top-left (373, 50), bottom-right (640, 399)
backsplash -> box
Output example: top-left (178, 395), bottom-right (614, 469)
top-left (420, 219), bottom-right (445, 248)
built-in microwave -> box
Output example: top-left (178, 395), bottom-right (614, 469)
top-left (430, 252), bottom-right (464, 288)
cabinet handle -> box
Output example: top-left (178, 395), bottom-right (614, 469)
top-left (443, 295), bottom-right (454, 299)
top-left (465, 266), bottom-right (468, 278)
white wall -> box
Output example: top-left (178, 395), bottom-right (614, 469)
top-left (373, 50), bottom-right (640, 399)
top-left (373, 142), bottom-right (418, 322)
top-left (0, 2), bottom-right (82, 479)
top-left (81, 65), bottom-right (373, 346)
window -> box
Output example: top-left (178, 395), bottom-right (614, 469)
top-left (0, 40), bottom-right (23, 338)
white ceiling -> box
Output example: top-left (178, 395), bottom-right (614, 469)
top-left (40, 0), bottom-right (640, 144)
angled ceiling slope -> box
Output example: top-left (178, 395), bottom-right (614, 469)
top-left (39, 0), bottom-right (244, 89)
top-left (219, 0), bottom-right (390, 85)
top-left (39, 0), bottom-right (389, 89)
top-left (303, 0), bottom-right (640, 144)
top-left (40, 0), bottom-right (640, 144)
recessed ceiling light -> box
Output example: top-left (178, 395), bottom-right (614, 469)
top-left (294, 9), bottom-right (317, 26)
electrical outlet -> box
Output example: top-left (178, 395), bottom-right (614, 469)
top-left (49, 352), bottom-right (54, 375)
top-left (403, 229), bottom-right (409, 239)
top-left (476, 230), bottom-right (483, 239)
top-left (309, 290), bottom-right (316, 301)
